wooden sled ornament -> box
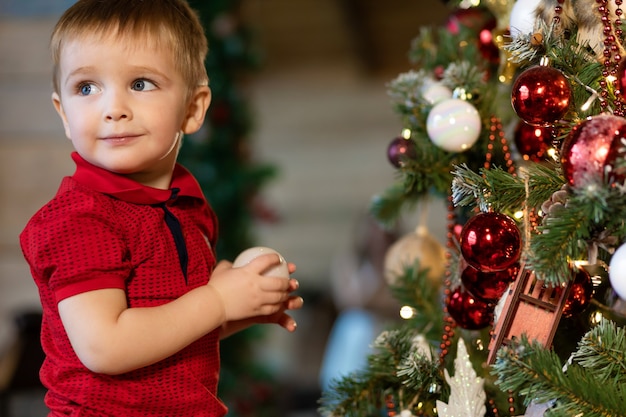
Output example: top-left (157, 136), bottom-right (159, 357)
top-left (487, 264), bottom-right (571, 364)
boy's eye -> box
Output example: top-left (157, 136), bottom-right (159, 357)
top-left (131, 79), bottom-right (157, 91)
top-left (78, 83), bottom-right (100, 96)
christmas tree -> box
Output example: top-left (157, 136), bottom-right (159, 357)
top-left (320, 1), bottom-right (626, 416)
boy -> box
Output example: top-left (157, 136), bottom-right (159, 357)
top-left (19, 0), bottom-right (303, 415)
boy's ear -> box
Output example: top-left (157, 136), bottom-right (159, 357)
top-left (181, 86), bottom-right (211, 134)
top-left (52, 92), bottom-right (72, 140)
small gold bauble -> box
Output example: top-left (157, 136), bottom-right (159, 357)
top-left (383, 226), bottom-right (446, 285)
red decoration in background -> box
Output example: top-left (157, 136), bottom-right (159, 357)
top-left (446, 7), bottom-right (499, 65)
top-left (208, 99), bottom-right (232, 126)
top-left (446, 7), bottom-right (495, 34)
top-left (562, 266), bottom-right (594, 318)
top-left (511, 65), bottom-right (571, 126)
top-left (560, 114), bottom-right (626, 187)
top-left (460, 212), bottom-right (522, 272)
top-left (461, 263), bottom-right (519, 302)
top-left (478, 27), bottom-right (500, 64)
top-left (514, 121), bottom-right (554, 162)
top-left (387, 136), bottom-right (417, 168)
top-left (446, 287), bottom-right (494, 330)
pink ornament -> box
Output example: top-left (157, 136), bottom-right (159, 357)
top-left (560, 114), bottom-right (626, 187)
top-left (460, 212), bottom-right (521, 272)
top-left (511, 65), bottom-right (571, 126)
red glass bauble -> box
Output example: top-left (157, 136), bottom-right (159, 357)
top-left (447, 287), bottom-right (494, 330)
top-left (514, 121), bottom-right (554, 162)
top-left (387, 136), bottom-right (417, 168)
top-left (562, 266), bottom-right (594, 318)
top-left (511, 65), bottom-right (571, 126)
top-left (560, 114), bottom-right (626, 187)
top-left (460, 212), bottom-right (521, 272)
top-left (461, 263), bottom-right (519, 302)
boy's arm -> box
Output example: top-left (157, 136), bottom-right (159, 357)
top-left (58, 254), bottom-right (293, 375)
top-left (58, 285), bottom-right (222, 374)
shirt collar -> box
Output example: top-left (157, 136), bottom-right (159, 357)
top-left (70, 152), bottom-right (206, 204)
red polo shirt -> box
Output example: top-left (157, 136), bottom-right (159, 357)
top-left (20, 152), bottom-right (227, 416)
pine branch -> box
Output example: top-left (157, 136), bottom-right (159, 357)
top-left (370, 183), bottom-right (419, 228)
top-left (491, 335), bottom-right (626, 417)
top-left (440, 61), bottom-right (485, 94)
top-left (319, 259), bottom-right (449, 416)
top-left (318, 326), bottom-right (444, 417)
top-left (369, 141), bottom-right (455, 227)
top-left (408, 27), bottom-right (484, 72)
top-left (528, 202), bottom-right (589, 284)
top-left (386, 70), bottom-right (433, 130)
top-left (319, 369), bottom-right (395, 417)
top-left (572, 319), bottom-right (626, 385)
top-left (525, 163), bottom-right (567, 207)
top-left (531, 181), bottom-right (626, 284)
top-left (387, 260), bottom-right (444, 341)
top-left (451, 163), bottom-right (562, 214)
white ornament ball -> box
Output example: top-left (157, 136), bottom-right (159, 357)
top-left (509, 0), bottom-right (542, 38)
top-left (426, 98), bottom-right (481, 152)
top-left (609, 243), bottom-right (626, 299)
top-left (384, 226), bottom-right (446, 285)
top-left (421, 82), bottom-right (453, 105)
top-left (233, 246), bottom-right (289, 278)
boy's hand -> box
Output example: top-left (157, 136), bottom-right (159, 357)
top-left (207, 254), bottom-right (296, 323)
top-left (256, 285), bottom-right (304, 332)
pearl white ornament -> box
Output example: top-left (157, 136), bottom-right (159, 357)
top-left (509, 0), bottom-right (542, 38)
top-left (426, 98), bottom-right (481, 153)
top-left (421, 82), bottom-right (453, 105)
top-left (609, 243), bottom-right (626, 300)
top-left (233, 246), bottom-right (289, 278)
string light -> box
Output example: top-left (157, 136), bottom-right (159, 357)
top-left (400, 305), bottom-right (416, 319)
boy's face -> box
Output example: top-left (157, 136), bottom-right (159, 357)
top-left (52, 32), bottom-right (209, 187)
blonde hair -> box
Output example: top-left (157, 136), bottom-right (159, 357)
top-left (50, 0), bottom-right (209, 95)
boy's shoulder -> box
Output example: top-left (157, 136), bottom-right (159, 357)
top-left (25, 175), bottom-right (125, 228)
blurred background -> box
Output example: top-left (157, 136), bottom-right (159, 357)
top-left (0, 0), bottom-right (451, 415)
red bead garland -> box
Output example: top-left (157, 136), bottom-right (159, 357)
top-left (440, 193), bottom-right (457, 366)
top-left (599, 0), bottom-right (625, 114)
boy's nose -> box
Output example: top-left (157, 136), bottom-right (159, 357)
top-left (104, 92), bottom-right (132, 121)
top-left (106, 112), bottom-right (128, 121)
